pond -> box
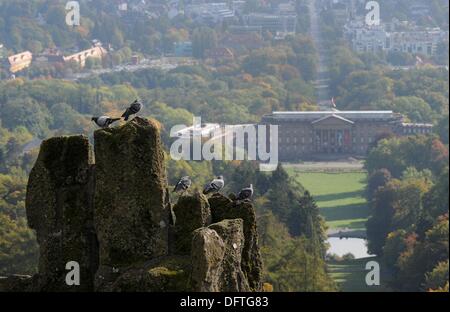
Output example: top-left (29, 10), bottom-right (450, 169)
top-left (326, 237), bottom-right (370, 259)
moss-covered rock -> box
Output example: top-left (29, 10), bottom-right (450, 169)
top-left (18, 117), bottom-right (263, 293)
top-left (190, 219), bottom-right (250, 292)
top-left (209, 219), bottom-right (250, 292)
top-left (209, 194), bottom-right (262, 291)
top-left (190, 228), bottom-right (225, 292)
top-left (96, 256), bottom-right (190, 292)
top-left (0, 275), bottom-right (38, 292)
top-left (94, 117), bottom-right (169, 267)
top-left (26, 135), bottom-right (97, 291)
top-left (173, 192), bottom-right (211, 255)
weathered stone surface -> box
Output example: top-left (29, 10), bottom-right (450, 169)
top-left (209, 194), bottom-right (263, 291)
top-left (25, 135), bottom-right (97, 291)
top-left (95, 256), bottom-right (190, 292)
top-left (15, 117), bottom-right (264, 293)
top-left (190, 228), bottom-right (225, 292)
top-left (0, 275), bottom-right (37, 292)
top-left (191, 219), bottom-right (250, 292)
top-left (173, 192), bottom-right (211, 255)
top-left (209, 219), bottom-right (250, 292)
top-left (94, 117), bottom-right (169, 267)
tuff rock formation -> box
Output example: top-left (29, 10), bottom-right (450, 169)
top-left (173, 192), bottom-right (211, 255)
top-left (1, 117), bottom-right (263, 292)
top-left (94, 117), bottom-right (169, 267)
top-left (209, 194), bottom-right (263, 291)
top-left (25, 135), bottom-right (97, 291)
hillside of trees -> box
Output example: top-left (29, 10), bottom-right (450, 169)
top-left (366, 135), bottom-right (449, 291)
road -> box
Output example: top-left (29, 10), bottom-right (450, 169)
top-left (66, 57), bottom-right (198, 81)
top-left (282, 160), bottom-right (365, 172)
top-left (308, 0), bottom-right (333, 110)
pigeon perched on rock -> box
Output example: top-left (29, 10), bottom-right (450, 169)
top-left (173, 176), bottom-right (192, 194)
top-left (203, 176), bottom-right (224, 195)
top-left (237, 184), bottom-right (254, 201)
top-left (122, 99), bottom-right (143, 121)
top-left (92, 116), bottom-right (121, 128)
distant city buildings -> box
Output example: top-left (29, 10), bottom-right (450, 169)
top-left (185, 2), bottom-right (236, 24)
top-left (6, 51), bottom-right (33, 73)
top-left (0, 44), bottom-right (5, 60)
top-left (174, 41), bottom-right (193, 57)
top-left (63, 46), bottom-right (108, 67)
top-left (244, 13), bottom-right (297, 35)
top-left (344, 19), bottom-right (449, 56)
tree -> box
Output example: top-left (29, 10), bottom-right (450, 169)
top-left (290, 191), bottom-right (327, 248)
top-left (0, 214), bottom-right (39, 275)
top-left (391, 96), bottom-right (435, 123)
top-left (435, 115), bottom-right (449, 144)
top-left (424, 260), bottom-right (449, 291)
top-left (1, 97), bottom-right (52, 137)
top-left (192, 27), bottom-right (217, 59)
top-left (367, 168), bottom-right (392, 201)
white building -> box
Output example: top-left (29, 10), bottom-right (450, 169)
top-left (344, 20), bottom-right (449, 56)
top-left (0, 44), bottom-right (5, 60)
top-left (185, 2), bottom-right (235, 24)
top-left (388, 29), bottom-right (448, 56)
top-left (244, 13), bottom-right (297, 34)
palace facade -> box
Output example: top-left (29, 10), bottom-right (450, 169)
top-left (260, 111), bottom-right (433, 161)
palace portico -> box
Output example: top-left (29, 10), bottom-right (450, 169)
top-left (260, 111), bottom-right (433, 161)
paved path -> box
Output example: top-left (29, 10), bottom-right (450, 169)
top-left (282, 160), bottom-right (365, 172)
top-left (66, 57), bottom-right (198, 81)
top-left (308, 0), bottom-right (332, 110)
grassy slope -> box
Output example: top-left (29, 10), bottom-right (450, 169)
top-left (287, 169), bottom-right (382, 291)
top-left (288, 170), bottom-right (369, 231)
top-left (328, 257), bottom-right (391, 292)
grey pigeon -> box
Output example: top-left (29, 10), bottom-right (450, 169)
top-left (173, 176), bottom-right (192, 193)
top-left (122, 99), bottom-right (143, 121)
top-left (203, 176), bottom-right (224, 195)
top-left (92, 116), bottom-right (121, 128)
top-left (237, 184), bottom-right (254, 201)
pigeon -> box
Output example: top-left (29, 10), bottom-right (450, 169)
top-left (122, 99), bottom-right (143, 121)
top-left (92, 116), bottom-right (121, 128)
top-left (203, 176), bottom-right (224, 195)
top-left (173, 176), bottom-right (192, 194)
top-left (237, 184), bottom-right (254, 201)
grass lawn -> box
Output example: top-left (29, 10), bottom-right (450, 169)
top-left (288, 170), bottom-right (369, 231)
top-left (328, 257), bottom-right (390, 292)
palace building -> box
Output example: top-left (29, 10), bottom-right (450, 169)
top-left (260, 111), bottom-right (433, 160)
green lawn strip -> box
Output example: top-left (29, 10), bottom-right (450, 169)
top-left (328, 257), bottom-right (389, 292)
top-left (288, 170), bottom-right (369, 231)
